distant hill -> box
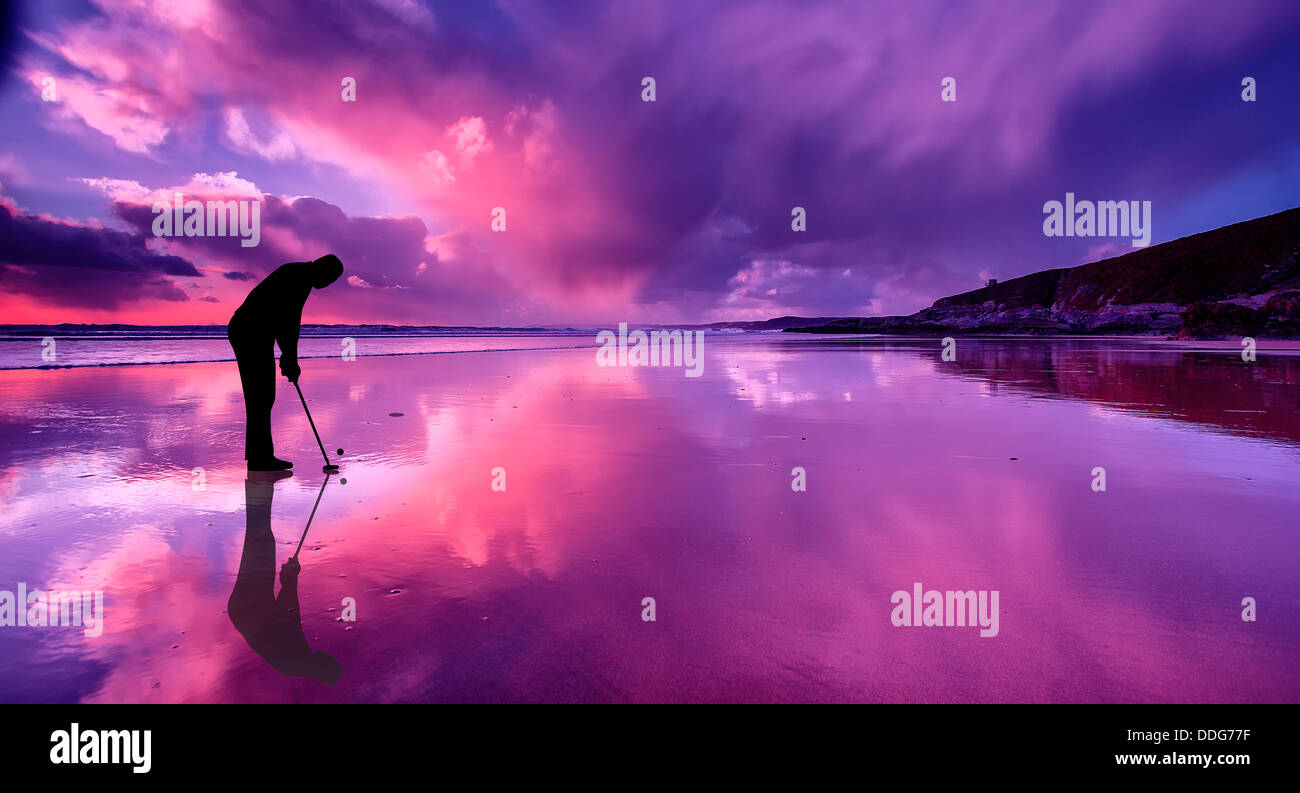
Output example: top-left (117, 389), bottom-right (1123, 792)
top-left (786, 207), bottom-right (1300, 338)
top-left (703, 316), bottom-right (845, 331)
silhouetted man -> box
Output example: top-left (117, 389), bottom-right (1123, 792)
top-left (229, 472), bottom-right (343, 684)
top-left (228, 254), bottom-right (343, 471)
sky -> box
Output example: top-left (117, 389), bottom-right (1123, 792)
top-left (0, 0), bottom-right (1298, 326)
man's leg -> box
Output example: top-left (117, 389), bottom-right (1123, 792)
top-left (228, 473), bottom-right (292, 647)
top-left (230, 332), bottom-right (280, 464)
top-left (229, 477), bottom-right (278, 619)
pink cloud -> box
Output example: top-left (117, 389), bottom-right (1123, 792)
top-left (446, 116), bottom-right (492, 163)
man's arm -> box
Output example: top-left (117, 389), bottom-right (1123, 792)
top-left (277, 557), bottom-right (301, 607)
top-left (275, 299), bottom-right (304, 381)
top-left (273, 264), bottom-right (311, 381)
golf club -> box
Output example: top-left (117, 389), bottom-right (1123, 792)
top-left (293, 380), bottom-right (340, 472)
top-left (292, 472), bottom-right (330, 559)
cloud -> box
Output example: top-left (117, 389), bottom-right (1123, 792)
top-left (418, 150), bottom-right (456, 186)
top-left (447, 116), bottom-right (492, 162)
top-left (24, 70), bottom-right (171, 154)
top-left (11, 0), bottom-right (1300, 322)
top-left (69, 172), bottom-right (521, 323)
top-left (346, 274), bottom-right (406, 290)
top-left (0, 152), bottom-right (31, 188)
top-left (81, 172), bottom-right (263, 204)
top-left (2, 166), bottom-right (524, 322)
top-left (223, 108), bottom-right (297, 161)
top-left (504, 100), bottom-right (558, 172)
top-left (0, 202), bottom-right (198, 309)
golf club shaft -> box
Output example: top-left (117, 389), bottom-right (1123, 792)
top-left (293, 473), bottom-right (330, 558)
top-left (294, 380), bottom-right (332, 466)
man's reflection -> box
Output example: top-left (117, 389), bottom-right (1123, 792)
top-left (229, 471), bottom-right (343, 684)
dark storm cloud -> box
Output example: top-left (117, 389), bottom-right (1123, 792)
top-left (0, 203), bottom-right (198, 309)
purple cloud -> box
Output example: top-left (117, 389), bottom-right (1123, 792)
top-left (0, 202), bottom-right (197, 309)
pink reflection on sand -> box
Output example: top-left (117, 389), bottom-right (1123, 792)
top-left (2, 339), bottom-right (1297, 702)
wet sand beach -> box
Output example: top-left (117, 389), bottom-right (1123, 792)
top-left (0, 336), bottom-right (1297, 702)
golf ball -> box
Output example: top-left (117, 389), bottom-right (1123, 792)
top-left (336, 448), bottom-right (344, 455)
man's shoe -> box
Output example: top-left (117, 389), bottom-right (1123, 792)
top-left (246, 469), bottom-right (294, 484)
top-left (248, 456), bottom-right (293, 471)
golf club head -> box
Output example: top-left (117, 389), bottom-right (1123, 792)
top-left (323, 464), bottom-right (340, 472)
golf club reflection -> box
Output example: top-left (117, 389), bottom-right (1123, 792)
top-left (229, 472), bottom-right (343, 684)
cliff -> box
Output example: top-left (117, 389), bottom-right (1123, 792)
top-left (786, 207), bottom-right (1300, 338)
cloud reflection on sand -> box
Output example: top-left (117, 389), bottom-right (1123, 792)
top-left (1, 337), bottom-right (1297, 702)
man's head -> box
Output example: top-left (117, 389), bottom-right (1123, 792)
top-left (311, 254), bottom-right (344, 289)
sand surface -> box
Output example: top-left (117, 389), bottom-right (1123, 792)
top-left (0, 336), bottom-right (1297, 702)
